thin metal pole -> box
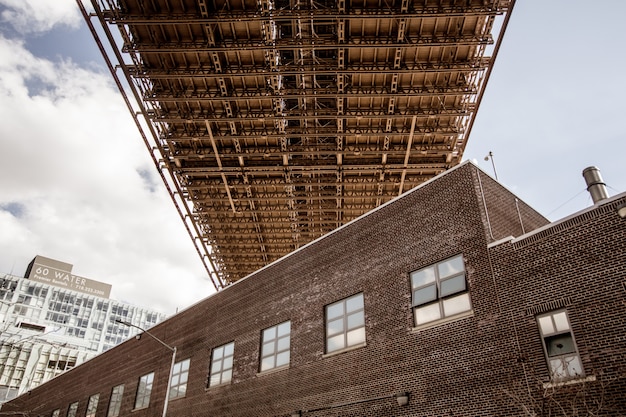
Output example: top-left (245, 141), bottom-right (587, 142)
top-left (484, 151), bottom-right (499, 181)
top-left (162, 347), bottom-right (177, 417)
top-left (115, 320), bottom-right (175, 417)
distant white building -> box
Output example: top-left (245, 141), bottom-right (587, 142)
top-left (0, 255), bottom-right (166, 403)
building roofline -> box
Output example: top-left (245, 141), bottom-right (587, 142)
top-left (488, 191), bottom-right (626, 249)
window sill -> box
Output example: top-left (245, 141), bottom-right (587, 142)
top-left (256, 364), bottom-right (289, 377)
top-left (542, 374), bottom-right (596, 389)
top-left (131, 406), bottom-right (148, 412)
top-left (411, 310), bottom-right (474, 332)
top-left (322, 342), bottom-right (366, 358)
top-left (205, 381), bottom-right (231, 391)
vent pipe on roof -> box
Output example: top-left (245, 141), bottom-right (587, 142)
top-left (582, 166), bottom-right (609, 204)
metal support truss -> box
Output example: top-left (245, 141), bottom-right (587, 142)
top-left (78, 0), bottom-right (515, 288)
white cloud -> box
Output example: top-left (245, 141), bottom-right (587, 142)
top-left (0, 35), bottom-right (213, 316)
top-left (0, 0), bottom-right (81, 34)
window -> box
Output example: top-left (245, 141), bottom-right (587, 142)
top-left (260, 321), bottom-right (291, 371)
top-left (134, 372), bottom-right (154, 409)
top-left (208, 342), bottom-right (234, 387)
top-left (51, 410), bottom-right (60, 417)
top-left (325, 293), bottom-right (365, 353)
top-left (86, 394), bottom-right (99, 417)
top-left (67, 402), bottom-right (78, 417)
top-left (411, 255), bottom-right (471, 326)
top-left (537, 310), bottom-right (583, 380)
top-left (107, 384), bottom-right (124, 417)
top-left (169, 359), bottom-right (190, 399)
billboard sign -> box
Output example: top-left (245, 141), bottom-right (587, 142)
top-left (26, 255), bottom-right (112, 298)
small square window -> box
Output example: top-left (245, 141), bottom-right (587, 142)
top-left (260, 321), bottom-right (291, 372)
top-left (536, 310), bottom-right (584, 381)
top-left (169, 358), bottom-right (190, 399)
top-left (67, 402), bottom-right (78, 417)
top-left (325, 293), bottom-right (365, 353)
top-left (209, 342), bottom-right (234, 387)
top-left (86, 394), bottom-right (99, 417)
top-left (411, 255), bottom-right (471, 326)
top-left (107, 385), bottom-right (124, 417)
top-left (134, 372), bottom-right (154, 409)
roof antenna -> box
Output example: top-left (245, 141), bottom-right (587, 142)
top-left (484, 151), bottom-right (499, 181)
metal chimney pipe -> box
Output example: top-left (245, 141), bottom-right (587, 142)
top-left (582, 166), bottom-right (609, 204)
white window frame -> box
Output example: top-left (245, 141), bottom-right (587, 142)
top-left (209, 342), bottom-right (234, 387)
top-left (325, 293), bottom-right (366, 353)
top-left (134, 372), bottom-right (154, 410)
top-left (86, 394), bottom-right (99, 417)
top-left (537, 310), bottom-right (584, 381)
top-left (107, 384), bottom-right (124, 417)
top-left (410, 255), bottom-right (471, 326)
top-left (169, 358), bottom-right (190, 399)
top-left (260, 321), bottom-right (291, 372)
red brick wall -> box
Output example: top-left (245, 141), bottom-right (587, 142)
top-left (6, 164), bottom-right (624, 417)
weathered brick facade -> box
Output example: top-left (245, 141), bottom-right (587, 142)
top-left (4, 162), bottom-right (625, 416)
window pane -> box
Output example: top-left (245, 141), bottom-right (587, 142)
top-left (275, 351), bottom-right (290, 367)
top-left (263, 341), bottom-right (275, 355)
top-left (222, 356), bottom-right (233, 371)
top-left (260, 356), bottom-right (274, 371)
top-left (346, 327), bottom-right (366, 346)
top-left (410, 267), bottom-right (436, 288)
top-left (565, 355), bottom-right (583, 377)
top-left (440, 275), bottom-right (466, 297)
top-left (209, 374), bottom-right (222, 386)
top-left (415, 303), bottom-right (441, 325)
top-left (327, 302), bottom-right (344, 320)
top-left (212, 346), bottom-right (224, 360)
top-left (224, 343), bottom-right (234, 357)
top-left (263, 326), bottom-right (276, 340)
top-left (327, 317), bottom-right (344, 336)
top-left (442, 293), bottom-right (471, 317)
top-left (222, 369), bottom-right (233, 383)
top-left (549, 358), bottom-right (566, 379)
top-left (538, 315), bottom-right (555, 334)
top-left (347, 311), bottom-right (364, 329)
top-left (413, 285), bottom-right (436, 305)
top-left (346, 294), bottom-right (364, 312)
top-left (276, 336), bottom-right (290, 352)
top-left (438, 255), bottom-right (464, 278)
top-left (212, 360), bottom-right (222, 372)
top-left (327, 334), bottom-right (345, 352)
top-left (553, 312), bottom-right (570, 332)
top-left (545, 334), bottom-right (576, 356)
top-left (277, 321), bottom-right (291, 337)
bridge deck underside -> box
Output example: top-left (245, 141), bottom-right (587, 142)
top-left (90, 0), bottom-right (511, 287)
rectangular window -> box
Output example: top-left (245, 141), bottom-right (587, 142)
top-left (169, 358), bottom-right (190, 399)
top-left (537, 310), bottom-right (584, 380)
top-left (325, 293), bottom-right (365, 353)
top-left (260, 321), bottom-right (291, 372)
top-left (107, 384), bottom-right (124, 417)
top-left (411, 255), bottom-right (471, 326)
top-left (67, 402), bottom-right (78, 417)
top-left (208, 342), bottom-right (234, 387)
top-left (85, 394), bottom-right (99, 417)
top-left (134, 372), bottom-right (154, 409)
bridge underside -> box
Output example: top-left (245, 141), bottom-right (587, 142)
top-left (81, 0), bottom-right (513, 288)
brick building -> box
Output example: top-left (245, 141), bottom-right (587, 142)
top-left (3, 162), bottom-right (625, 416)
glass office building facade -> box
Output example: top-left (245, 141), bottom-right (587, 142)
top-left (0, 257), bottom-right (165, 403)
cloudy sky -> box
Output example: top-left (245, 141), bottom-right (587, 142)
top-left (1, 1), bottom-right (624, 316)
